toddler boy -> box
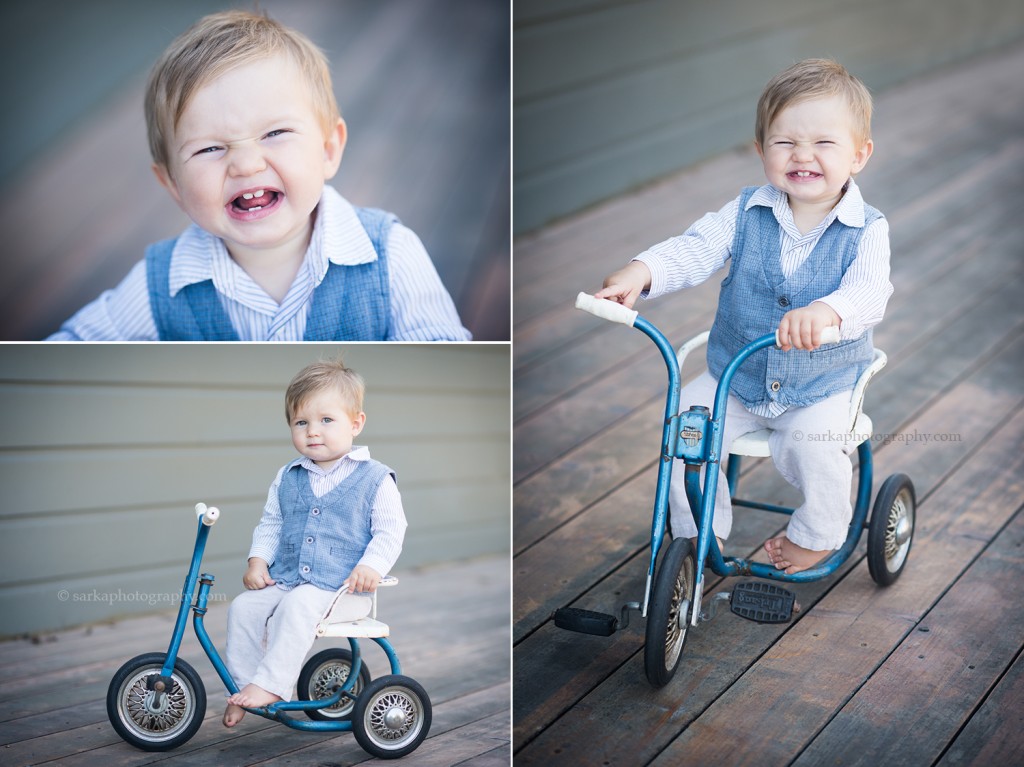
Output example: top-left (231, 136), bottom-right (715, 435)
top-left (597, 59), bottom-right (892, 573)
top-left (223, 357), bottom-right (406, 726)
top-left (48, 10), bottom-right (469, 341)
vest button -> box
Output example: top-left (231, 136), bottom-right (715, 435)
top-left (311, 508), bottom-right (320, 515)
top-left (301, 565), bottom-right (310, 573)
top-left (771, 381), bottom-right (781, 392)
top-left (778, 296), bottom-right (790, 307)
top-left (305, 536), bottom-right (314, 544)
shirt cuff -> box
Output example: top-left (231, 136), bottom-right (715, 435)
top-left (248, 545), bottom-right (277, 565)
top-left (633, 254), bottom-right (666, 299)
top-left (814, 296), bottom-right (859, 340)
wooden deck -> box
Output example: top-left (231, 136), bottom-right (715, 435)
top-left (513, 42), bottom-right (1024, 766)
top-left (0, 555), bottom-right (509, 766)
top-left (0, 0), bottom-right (509, 341)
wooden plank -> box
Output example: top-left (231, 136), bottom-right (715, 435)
top-left (935, 649), bottom-right (1024, 766)
top-left (791, 511), bottom-right (1024, 766)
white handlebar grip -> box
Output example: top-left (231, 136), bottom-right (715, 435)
top-left (195, 503), bottom-right (207, 518)
top-left (202, 506), bottom-right (220, 526)
top-left (575, 292), bottom-right (639, 327)
top-left (775, 325), bottom-right (841, 347)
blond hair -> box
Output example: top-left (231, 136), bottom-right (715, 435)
top-left (285, 358), bottom-right (365, 422)
top-left (145, 9), bottom-right (339, 169)
top-left (755, 58), bottom-right (873, 147)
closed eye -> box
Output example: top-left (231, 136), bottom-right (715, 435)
top-left (192, 145), bottom-right (224, 157)
top-left (265, 128), bottom-right (291, 139)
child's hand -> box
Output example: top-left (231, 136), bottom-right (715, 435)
top-left (242, 558), bottom-right (276, 590)
top-left (344, 565), bottom-right (382, 594)
top-left (594, 261), bottom-right (653, 309)
top-left (777, 302), bottom-right (841, 351)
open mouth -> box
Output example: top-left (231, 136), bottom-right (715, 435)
top-left (226, 188), bottom-right (282, 218)
top-left (788, 171), bottom-right (822, 180)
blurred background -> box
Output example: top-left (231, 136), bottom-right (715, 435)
top-left (514, 0), bottom-right (1024, 234)
top-left (0, 0), bottom-right (510, 340)
top-left (0, 344), bottom-right (510, 635)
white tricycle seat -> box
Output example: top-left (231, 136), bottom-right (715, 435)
top-left (675, 330), bottom-right (886, 458)
top-left (315, 575), bottom-right (398, 639)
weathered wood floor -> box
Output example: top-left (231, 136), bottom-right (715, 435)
top-left (0, 0), bottom-right (509, 341)
top-left (0, 555), bottom-right (510, 766)
top-left (513, 43), bottom-right (1024, 766)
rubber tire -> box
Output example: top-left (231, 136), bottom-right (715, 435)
top-left (867, 473), bottom-right (916, 586)
top-left (644, 537), bottom-right (696, 688)
top-left (352, 675), bottom-right (432, 759)
top-left (297, 647), bottom-right (371, 720)
top-left (106, 653), bottom-right (205, 751)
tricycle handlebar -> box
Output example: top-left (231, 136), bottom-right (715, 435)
top-left (194, 503), bottom-right (220, 526)
top-left (575, 292), bottom-right (638, 327)
top-left (576, 292), bottom-right (841, 347)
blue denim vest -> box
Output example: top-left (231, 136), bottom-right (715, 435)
top-left (144, 207), bottom-right (394, 340)
top-left (269, 458), bottom-right (394, 591)
top-left (706, 186), bottom-right (882, 410)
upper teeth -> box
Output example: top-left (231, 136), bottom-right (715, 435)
top-left (242, 190), bottom-right (266, 200)
top-left (794, 172), bottom-right (813, 177)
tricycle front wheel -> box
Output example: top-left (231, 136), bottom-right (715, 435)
top-left (867, 474), bottom-right (916, 586)
top-left (106, 652), bottom-right (205, 751)
top-left (644, 537), bottom-right (696, 688)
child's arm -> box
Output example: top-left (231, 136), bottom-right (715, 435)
top-left (244, 466), bottom-right (287, 587)
top-left (386, 225), bottom-right (472, 341)
top-left (45, 262), bottom-right (159, 341)
top-left (345, 473), bottom-right (406, 593)
top-left (594, 195), bottom-right (740, 309)
top-left (781, 218), bottom-right (893, 351)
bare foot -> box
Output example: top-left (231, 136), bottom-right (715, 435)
top-left (227, 683), bottom-right (282, 710)
top-left (223, 702), bottom-right (246, 728)
top-left (764, 535), bottom-right (830, 574)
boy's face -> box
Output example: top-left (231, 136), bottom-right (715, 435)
top-left (289, 389), bottom-right (365, 471)
top-left (756, 95), bottom-right (873, 214)
top-left (153, 54), bottom-right (346, 262)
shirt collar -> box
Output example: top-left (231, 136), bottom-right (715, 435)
top-left (167, 185), bottom-right (377, 298)
top-left (746, 179), bottom-right (867, 230)
top-left (296, 445), bottom-right (371, 476)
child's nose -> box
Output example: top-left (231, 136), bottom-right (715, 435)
top-left (227, 142), bottom-right (267, 177)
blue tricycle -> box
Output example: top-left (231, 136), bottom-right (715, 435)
top-left (554, 294), bottom-right (916, 687)
top-left (106, 504), bottom-right (431, 758)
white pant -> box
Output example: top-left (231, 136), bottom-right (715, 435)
top-left (225, 583), bottom-right (371, 700)
top-left (669, 372), bottom-right (856, 551)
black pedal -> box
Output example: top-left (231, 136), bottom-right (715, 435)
top-left (552, 607), bottom-right (618, 636)
top-left (730, 581), bottom-right (796, 623)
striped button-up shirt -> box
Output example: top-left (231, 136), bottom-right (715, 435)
top-left (636, 180), bottom-right (892, 417)
top-left (47, 186), bottom-right (471, 341)
top-left (249, 446), bottom-right (407, 580)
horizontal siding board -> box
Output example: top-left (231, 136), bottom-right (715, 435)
top-left (0, 386), bottom-right (509, 449)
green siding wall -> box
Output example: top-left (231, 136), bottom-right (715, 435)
top-left (0, 345), bottom-right (510, 635)
top-left (514, 0), bottom-right (1024, 233)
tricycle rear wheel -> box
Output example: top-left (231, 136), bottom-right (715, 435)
top-left (352, 675), bottom-right (431, 759)
top-left (644, 537), bottom-right (696, 688)
top-left (867, 474), bottom-right (915, 585)
top-left (298, 648), bottom-right (371, 720)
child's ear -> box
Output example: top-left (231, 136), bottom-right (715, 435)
top-left (350, 411), bottom-right (366, 436)
top-left (852, 138), bottom-right (874, 174)
top-left (152, 163), bottom-right (183, 207)
top-left (323, 118), bottom-right (347, 180)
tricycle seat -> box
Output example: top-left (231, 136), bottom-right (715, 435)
top-left (314, 575), bottom-right (398, 639)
